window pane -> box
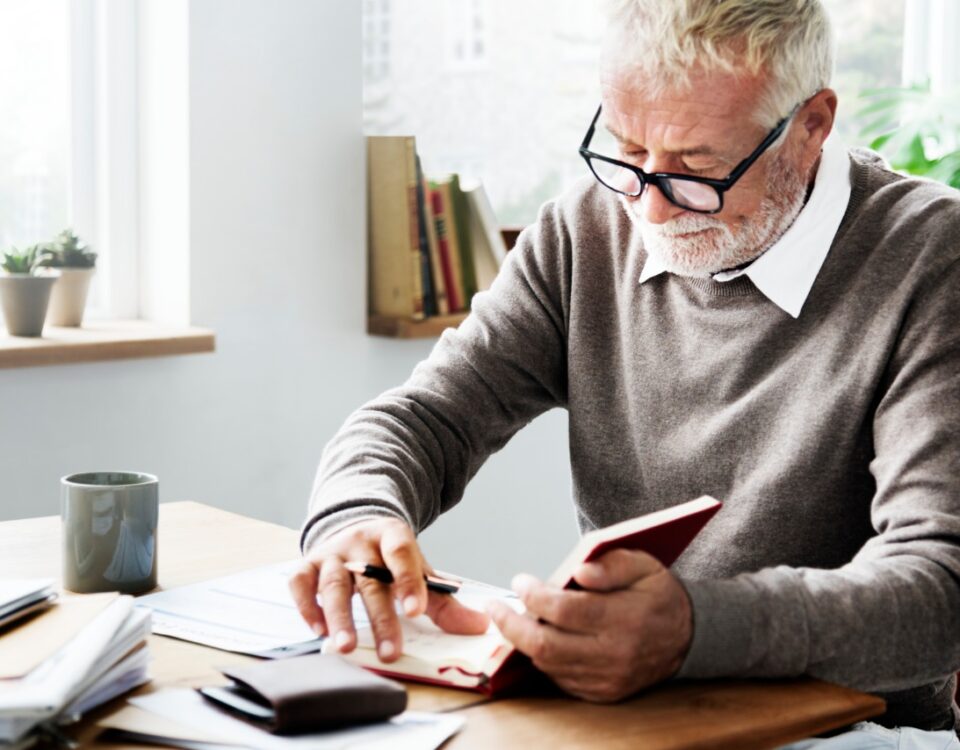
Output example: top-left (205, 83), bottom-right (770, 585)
top-left (0, 0), bottom-right (71, 250)
top-left (822, 0), bottom-right (906, 143)
top-left (363, 0), bottom-right (602, 226)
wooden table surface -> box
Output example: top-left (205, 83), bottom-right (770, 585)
top-left (0, 501), bottom-right (885, 749)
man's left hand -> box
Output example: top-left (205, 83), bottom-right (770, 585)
top-left (485, 548), bottom-right (693, 703)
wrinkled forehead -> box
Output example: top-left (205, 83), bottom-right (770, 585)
top-left (598, 57), bottom-right (769, 151)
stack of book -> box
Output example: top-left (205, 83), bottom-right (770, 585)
top-left (0, 586), bottom-right (151, 749)
top-left (367, 136), bottom-right (510, 323)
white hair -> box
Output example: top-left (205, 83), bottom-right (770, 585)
top-left (603, 0), bottom-right (835, 128)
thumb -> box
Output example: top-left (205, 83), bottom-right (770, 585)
top-left (573, 548), bottom-right (664, 592)
top-left (425, 592), bottom-right (491, 635)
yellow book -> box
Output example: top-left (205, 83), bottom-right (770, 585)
top-left (367, 136), bottom-right (425, 320)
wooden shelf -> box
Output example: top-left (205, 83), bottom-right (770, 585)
top-left (367, 226), bottom-right (522, 340)
top-left (0, 319), bottom-right (215, 369)
top-left (368, 312), bottom-right (468, 339)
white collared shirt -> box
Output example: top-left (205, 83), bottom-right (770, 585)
top-left (638, 135), bottom-right (852, 318)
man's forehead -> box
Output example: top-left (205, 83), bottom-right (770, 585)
top-left (599, 75), bottom-right (765, 154)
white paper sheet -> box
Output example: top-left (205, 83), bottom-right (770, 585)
top-left (138, 561), bottom-right (354, 657)
top-left (131, 689), bottom-right (464, 750)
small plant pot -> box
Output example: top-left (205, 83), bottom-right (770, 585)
top-left (47, 267), bottom-right (95, 327)
top-left (0, 274), bottom-right (59, 337)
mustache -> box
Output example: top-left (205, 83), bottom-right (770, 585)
top-left (641, 213), bottom-right (726, 237)
top-left (618, 197), bottom-right (727, 237)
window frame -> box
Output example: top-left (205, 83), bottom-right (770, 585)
top-left (69, 0), bottom-right (140, 320)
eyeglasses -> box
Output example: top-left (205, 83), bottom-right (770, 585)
top-left (578, 104), bottom-right (797, 214)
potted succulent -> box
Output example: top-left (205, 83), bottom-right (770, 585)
top-left (43, 229), bottom-right (97, 327)
top-left (0, 244), bottom-right (59, 337)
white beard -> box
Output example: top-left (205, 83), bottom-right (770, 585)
top-left (623, 154), bottom-right (808, 277)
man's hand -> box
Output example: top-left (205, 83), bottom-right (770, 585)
top-left (486, 548), bottom-right (692, 703)
top-left (288, 518), bottom-right (490, 663)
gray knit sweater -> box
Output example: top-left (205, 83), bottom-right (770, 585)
top-left (303, 151), bottom-right (960, 732)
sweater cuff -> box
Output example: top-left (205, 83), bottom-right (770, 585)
top-left (675, 577), bottom-right (759, 679)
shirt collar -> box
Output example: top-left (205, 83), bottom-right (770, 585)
top-left (638, 135), bottom-right (852, 318)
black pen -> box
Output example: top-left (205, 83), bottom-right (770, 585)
top-left (344, 561), bottom-right (461, 595)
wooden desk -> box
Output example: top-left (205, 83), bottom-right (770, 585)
top-left (0, 501), bottom-right (885, 749)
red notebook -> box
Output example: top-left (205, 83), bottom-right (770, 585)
top-left (334, 496), bottom-right (721, 694)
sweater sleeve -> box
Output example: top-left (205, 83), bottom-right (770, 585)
top-left (300, 199), bottom-right (572, 554)
top-left (676, 255), bottom-right (960, 701)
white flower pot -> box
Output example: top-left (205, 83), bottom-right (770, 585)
top-left (47, 267), bottom-right (95, 327)
top-left (0, 274), bottom-right (59, 337)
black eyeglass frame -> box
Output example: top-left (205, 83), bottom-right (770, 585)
top-left (578, 104), bottom-right (797, 214)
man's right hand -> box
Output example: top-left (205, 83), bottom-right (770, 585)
top-left (288, 517), bottom-right (490, 663)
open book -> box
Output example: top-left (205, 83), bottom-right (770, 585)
top-left (334, 495), bottom-right (722, 694)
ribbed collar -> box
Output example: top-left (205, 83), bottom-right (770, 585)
top-left (638, 135), bottom-right (853, 318)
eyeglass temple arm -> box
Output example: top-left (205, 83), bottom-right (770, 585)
top-left (580, 105), bottom-right (604, 151)
top-left (724, 108), bottom-right (797, 184)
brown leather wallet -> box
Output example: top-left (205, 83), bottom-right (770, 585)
top-left (199, 654), bottom-right (408, 734)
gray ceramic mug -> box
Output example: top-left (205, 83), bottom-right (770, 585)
top-left (61, 471), bottom-right (159, 594)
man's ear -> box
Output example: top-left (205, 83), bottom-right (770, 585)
top-left (797, 88), bottom-right (838, 169)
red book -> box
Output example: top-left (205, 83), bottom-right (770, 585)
top-left (332, 496), bottom-right (721, 694)
top-left (429, 186), bottom-right (462, 313)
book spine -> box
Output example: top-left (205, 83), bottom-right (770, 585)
top-left (434, 180), bottom-right (468, 312)
top-left (450, 174), bottom-right (478, 307)
top-left (414, 155), bottom-right (437, 317)
top-left (422, 177), bottom-right (449, 315)
top-left (403, 139), bottom-right (425, 320)
top-left (430, 187), bottom-right (462, 313)
top-left (367, 136), bottom-right (416, 319)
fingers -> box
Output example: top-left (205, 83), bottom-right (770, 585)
top-left (426, 591), bottom-right (491, 634)
top-left (511, 573), bottom-right (606, 633)
top-left (288, 560), bottom-right (326, 637)
top-left (572, 548), bottom-right (663, 592)
top-left (319, 557), bottom-right (358, 653)
top-left (486, 600), bottom-right (593, 672)
top-left (355, 573), bottom-right (403, 662)
top-left (379, 523), bottom-right (428, 617)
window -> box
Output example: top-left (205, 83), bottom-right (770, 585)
top-left (362, 1), bottom-right (956, 226)
top-left (1, 0), bottom-right (138, 320)
top-left (0, 1), bottom-right (71, 253)
top-left (444, 0), bottom-right (488, 69)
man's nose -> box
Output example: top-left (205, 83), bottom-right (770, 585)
top-left (629, 182), bottom-right (686, 225)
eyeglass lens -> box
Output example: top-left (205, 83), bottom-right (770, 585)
top-left (588, 157), bottom-right (721, 211)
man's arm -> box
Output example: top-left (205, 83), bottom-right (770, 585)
top-left (291, 194), bottom-right (574, 658)
top-left (676, 256), bottom-right (960, 692)
top-left (301, 195), bottom-right (573, 552)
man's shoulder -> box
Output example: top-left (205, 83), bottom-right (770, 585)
top-left (846, 147), bottom-right (960, 274)
top-left (538, 175), bottom-right (630, 237)
top-left (849, 147), bottom-right (960, 222)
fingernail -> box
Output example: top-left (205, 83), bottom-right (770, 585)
top-left (379, 640), bottom-right (396, 659)
top-left (334, 631), bottom-right (351, 651)
top-left (312, 623), bottom-right (326, 637)
top-left (403, 595), bottom-right (420, 616)
top-left (580, 562), bottom-right (602, 579)
top-left (511, 573), bottom-right (535, 596)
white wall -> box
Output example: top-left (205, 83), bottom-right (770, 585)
top-left (0, 0), bottom-right (577, 587)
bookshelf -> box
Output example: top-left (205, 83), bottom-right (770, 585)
top-left (368, 227), bottom-right (522, 339)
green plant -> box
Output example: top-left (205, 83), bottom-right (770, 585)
top-left (857, 82), bottom-right (960, 189)
top-left (1, 244), bottom-right (55, 275)
top-left (44, 229), bottom-right (97, 269)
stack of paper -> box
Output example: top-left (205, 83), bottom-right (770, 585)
top-left (0, 580), bottom-right (56, 629)
top-left (0, 592), bottom-right (151, 749)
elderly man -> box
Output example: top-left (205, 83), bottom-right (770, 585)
top-left (291, 0), bottom-right (960, 742)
